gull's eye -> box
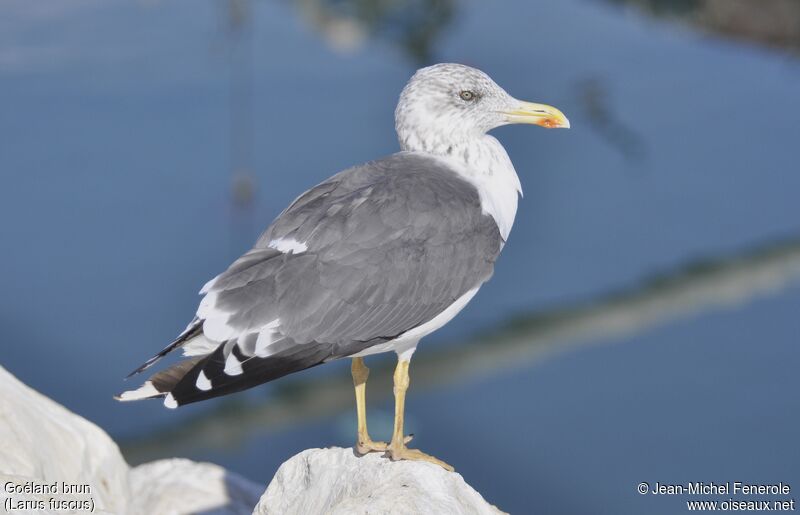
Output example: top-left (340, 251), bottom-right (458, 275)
top-left (459, 90), bottom-right (476, 102)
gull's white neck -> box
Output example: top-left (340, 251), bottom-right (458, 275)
top-left (400, 133), bottom-right (522, 240)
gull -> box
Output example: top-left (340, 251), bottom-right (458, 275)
top-left (117, 63), bottom-right (569, 471)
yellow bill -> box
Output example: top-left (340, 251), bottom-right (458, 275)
top-left (503, 101), bottom-right (570, 129)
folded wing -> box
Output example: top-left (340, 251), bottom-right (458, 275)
top-left (117, 152), bottom-right (503, 407)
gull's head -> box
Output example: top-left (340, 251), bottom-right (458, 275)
top-left (395, 63), bottom-right (569, 152)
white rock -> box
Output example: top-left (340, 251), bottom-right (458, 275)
top-left (130, 459), bottom-right (262, 515)
top-left (0, 365), bottom-right (261, 515)
top-left (254, 447), bottom-right (506, 515)
top-left (0, 365), bottom-right (130, 514)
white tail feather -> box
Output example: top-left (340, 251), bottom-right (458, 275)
top-left (115, 381), bottom-right (161, 402)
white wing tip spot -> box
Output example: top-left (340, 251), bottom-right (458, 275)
top-left (268, 237), bottom-right (308, 254)
top-left (225, 353), bottom-right (244, 376)
top-left (164, 393), bottom-right (178, 409)
top-left (196, 370), bottom-right (212, 391)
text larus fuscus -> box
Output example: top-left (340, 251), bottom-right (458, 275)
top-left (117, 63), bottom-right (569, 470)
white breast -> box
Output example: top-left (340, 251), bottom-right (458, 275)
top-left (429, 135), bottom-right (522, 240)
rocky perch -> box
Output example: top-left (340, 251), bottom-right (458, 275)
top-left (255, 447), bottom-right (504, 515)
top-left (0, 365), bottom-right (502, 514)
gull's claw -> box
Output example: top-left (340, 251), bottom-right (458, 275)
top-left (386, 439), bottom-right (454, 472)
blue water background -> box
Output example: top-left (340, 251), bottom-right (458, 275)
top-left (1, 1), bottom-right (799, 513)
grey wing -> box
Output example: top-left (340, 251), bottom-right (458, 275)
top-left (121, 152), bottom-right (503, 407)
top-left (203, 152), bottom-right (503, 354)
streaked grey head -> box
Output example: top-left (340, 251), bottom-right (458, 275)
top-left (395, 63), bottom-right (569, 153)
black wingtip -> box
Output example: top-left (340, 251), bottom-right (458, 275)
top-left (124, 357), bottom-right (157, 379)
top-left (123, 320), bottom-right (204, 380)
top-left (124, 370), bottom-right (139, 380)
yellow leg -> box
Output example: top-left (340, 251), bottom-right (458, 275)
top-left (351, 357), bottom-right (388, 454)
top-left (386, 359), bottom-right (454, 472)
